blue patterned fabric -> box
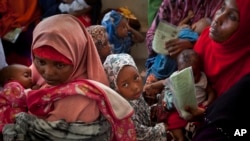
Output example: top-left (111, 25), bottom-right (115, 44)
top-left (178, 28), bottom-right (199, 42)
top-left (101, 10), bottom-right (133, 54)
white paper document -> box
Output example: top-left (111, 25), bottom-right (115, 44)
top-left (152, 20), bottom-right (179, 55)
top-left (168, 67), bottom-right (197, 120)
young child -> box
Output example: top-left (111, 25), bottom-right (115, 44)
top-left (144, 49), bottom-right (216, 141)
top-left (86, 25), bottom-right (112, 63)
top-left (178, 10), bottom-right (212, 42)
top-left (143, 15), bottom-right (211, 106)
top-left (0, 64), bottom-right (34, 132)
top-left (103, 53), bottom-right (168, 141)
top-left (101, 10), bottom-right (144, 54)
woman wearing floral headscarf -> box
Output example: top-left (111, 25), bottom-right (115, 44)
top-left (2, 14), bottom-right (137, 141)
top-left (103, 53), bottom-right (168, 141)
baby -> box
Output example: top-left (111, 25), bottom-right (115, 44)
top-left (144, 49), bottom-right (215, 141)
top-left (0, 64), bottom-right (34, 132)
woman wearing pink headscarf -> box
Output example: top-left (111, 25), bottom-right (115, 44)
top-left (2, 14), bottom-right (136, 141)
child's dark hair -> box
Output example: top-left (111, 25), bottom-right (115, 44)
top-left (0, 66), bottom-right (11, 86)
top-left (177, 49), bottom-right (202, 70)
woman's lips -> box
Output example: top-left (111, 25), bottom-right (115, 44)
top-left (209, 24), bottom-right (218, 36)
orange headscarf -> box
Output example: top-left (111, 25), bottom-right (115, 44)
top-left (0, 0), bottom-right (41, 36)
top-left (30, 14), bottom-right (109, 87)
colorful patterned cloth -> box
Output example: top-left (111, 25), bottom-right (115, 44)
top-left (0, 81), bottom-right (27, 132)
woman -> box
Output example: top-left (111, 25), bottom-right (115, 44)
top-left (2, 14), bottom-right (137, 141)
top-left (187, 0), bottom-right (250, 140)
top-left (193, 0), bottom-right (250, 96)
top-left (143, 0), bottom-right (223, 105)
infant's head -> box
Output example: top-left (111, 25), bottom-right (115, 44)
top-left (177, 49), bottom-right (202, 83)
top-left (0, 64), bottom-right (33, 88)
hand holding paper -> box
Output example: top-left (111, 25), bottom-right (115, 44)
top-left (167, 67), bottom-right (197, 120)
top-left (152, 21), bottom-right (179, 55)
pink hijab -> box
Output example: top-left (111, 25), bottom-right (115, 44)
top-left (30, 14), bottom-right (109, 87)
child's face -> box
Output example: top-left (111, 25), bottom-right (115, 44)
top-left (116, 18), bottom-right (129, 38)
top-left (116, 65), bottom-right (143, 100)
top-left (11, 65), bottom-right (33, 89)
top-left (33, 56), bottom-right (74, 86)
top-left (98, 33), bottom-right (112, 61)
top-left (209, 0), bottom-right (239, 42)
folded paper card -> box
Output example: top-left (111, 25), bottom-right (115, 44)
top-left (152, 20), bottom-right (179, 55)
top-left (167, 66), bottom-right (197, 120)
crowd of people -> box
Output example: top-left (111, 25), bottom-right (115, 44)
top-left (0, 0), bottom-right (249, 140)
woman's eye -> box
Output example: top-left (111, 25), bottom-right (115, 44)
top-left (36, 59), bottom-right (46, 66)
top-left (56, 63), bottom-right (65, 69)
top-left (56, 63), bottom-right (64, 69)
top-left (228, 13), bottom-right (238, 21)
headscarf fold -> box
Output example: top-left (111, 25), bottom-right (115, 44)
top-left (194, 0), bottom-right (250, 96)
top-left (30, 14), bottom-right (109, 87)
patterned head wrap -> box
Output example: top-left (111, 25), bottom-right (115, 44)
top-left (103, 53), bottom-right (137, 90)
top-left (86, 25), bottom-right (107, 50)
top-left (101, 10), bottom-right (133, 53)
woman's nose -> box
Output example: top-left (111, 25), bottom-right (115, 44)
top-left (132, 84), bottom-right (140, 92)
top-left (43, 66), bottom-right (55, 76)
top-left (214, 12), bottom-right (226, 26)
